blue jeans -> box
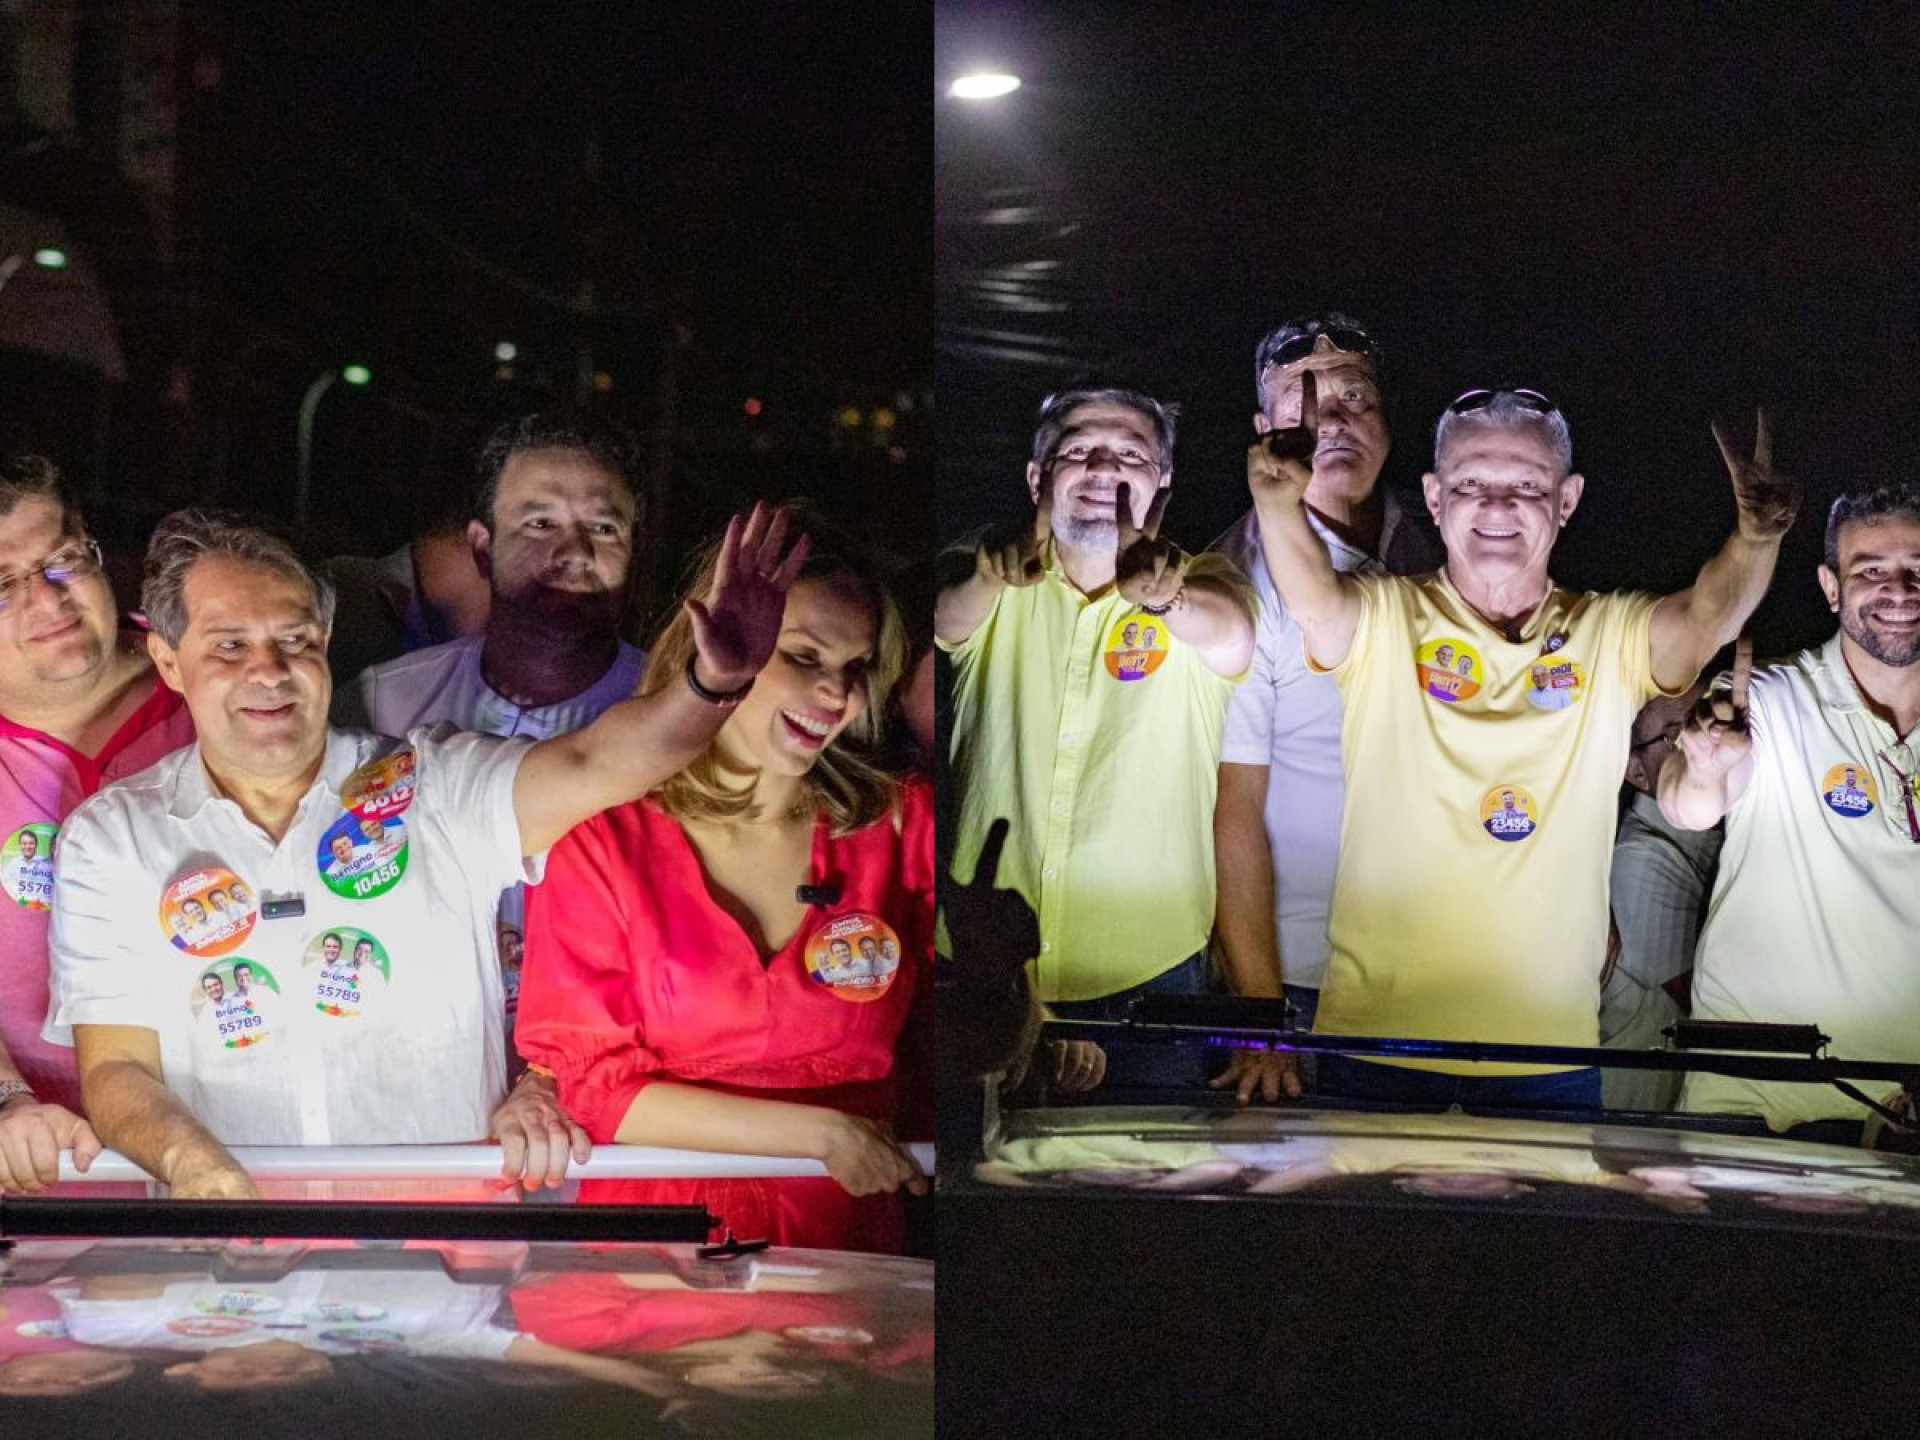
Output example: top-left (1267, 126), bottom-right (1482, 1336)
top-left (1049, 952), bottom-right (1209, 1092)
top-left (1317, 1052), bottom-right (1602, 1112)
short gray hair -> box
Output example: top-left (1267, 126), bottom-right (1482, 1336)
top-left (1825, 485), bottom-right (1920, 569)
top-left (1030, 386), bottom-right (1178, 475)
top-left (1433, 392), bottom-right (1573, 477)
top-left (142, 509), bottom-right (337, 647)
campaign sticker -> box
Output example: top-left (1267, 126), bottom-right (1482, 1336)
top-left (168, 1316), bottom-right (257, 1337)
top-left (159, 867), bottom-right (259, 957)
top-left (1524, 656), bottom-right (1586, 712)
top-left (1480, 785), bottom-right (1540, 843)
top-left (316, 811), bottom-right (409, 901)
top-left (192, 958), bottom-right (280, 1049)
top-left (309, 1304), bottom-right (388, 1324)
top-left (1820, 762), bottom-right (1878, 819)
top-left (304, 927), bottom-right (391, 1018)
top-left (14, 1320), bottom-right (66, 1339)
top-left (803, 913), bottom-right (903, 1003)
top-left (194, 1291), bottom-right (283, 1318)
top-left (318, 1327), bottom-right (407, 1351)
top-left (1103, 615), bottom-right (1169, 683)
top-left (1416, 639), bottom-right (1482, 704)
top-left (341, 749), bottom-right (417, 821)
top-left (784, 1326), bottom-right (875, 1347)
top-left (0, 822), bottom-right (56, 909)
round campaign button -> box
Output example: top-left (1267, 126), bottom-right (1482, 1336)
top-left (14, 1320), bottom-right (67, 1339)
top-left (341, 749), bottom-right (417, 822)
top-left (0, 822), bottom-right (57, 910)
top-left (1103, 615), bottom-right (1169, 683)
top-left (168, 1316), bottom-right (257, 1338)
top-left (303, 926), bottom-right (391, 1018)
top-left (192, 958), bottom-right (281, 1050)
top-left (159, 866), bottom-right (259, 957)
top-left (1416, 638), bottom-right (1482, 704)
top-left (309, 1304), bottom-right (389, 1324)
top-left (1480, 785), bottom-right (1540, 843)
top-left (316, 811), bottom-right (409, 901)
top-left (803, 913), bottom-right (904, 1003)
top-left (1820, 762), bottom-right (1878, 819)
top-left (1524, 655), bottom-right (1586, 712)
top-left (194, 1291), bottom-right (284, 1318)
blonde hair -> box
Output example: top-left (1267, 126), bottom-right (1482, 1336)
top-left (643, 510), bottom-right (907, 833)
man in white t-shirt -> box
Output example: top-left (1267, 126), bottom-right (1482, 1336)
top-left (1662, 485), bottom-right (1920, 1136)
top-left (48, 501), bottom-right (806, 1198)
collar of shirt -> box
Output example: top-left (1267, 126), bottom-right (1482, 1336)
top-left (1432, 565), bottom-right (1559, 645)
top-left (1807, 632), bottom-right (1892, 730)
top-left (165, 727), bottom-right (363, 827)
top-left (1305, 495), bottom-right (1405, 578)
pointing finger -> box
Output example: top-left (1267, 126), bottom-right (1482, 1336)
top-left (1033, 481), bottom-right (1053, 548)
top-left (1730, 635), bottom-right (1753, 713)
top-left (1300, 369), bottom-right (1319, 435)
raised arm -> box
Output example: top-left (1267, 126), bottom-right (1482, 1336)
top-left (1113, 483), bottom-right (1254, 677)
top-left (934, 487), bottom-right (1052, 646)
top-left (1658, 638), bottom-right (1756, 829)
top-left (511, 503), bottom-right (808, 857)
top-left (1648, 410), bottom-right (1799, 692)
top-left (73, 1024), bottom-right (257, 1198)
top-left (1245, 373), bottom-right (1361, 669)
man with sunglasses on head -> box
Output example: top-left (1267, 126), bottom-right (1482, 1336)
top-left (939, 386), bottom-right (1255, 1091)
top-left (1660, 486), bottom-right (1920, 1140)
top-left (0, 455), bottom-right (196, 1193)
top-left (1248, 385), bottom-right (1796, 1108)
top-left (1210, 315), bottom-right (1443, 1104)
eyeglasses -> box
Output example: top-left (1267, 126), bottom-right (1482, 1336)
top-left (1258, 325), bottom-right (1380, 376)
top-left (0, 538), bottom-right (104, 612)
top-left (1446, 388), bottom-right (1560, 418)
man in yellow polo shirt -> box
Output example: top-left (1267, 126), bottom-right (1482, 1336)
top-left (1246, 382), bottom-right (1798, 1107)
top-left (938, 386), bottom-right (1254, 1089)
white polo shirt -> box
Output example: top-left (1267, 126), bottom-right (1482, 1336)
top-left (46, 725), bottom-right (539, 1145)
top-left (1681, 636), bottom-right (1920, 1130)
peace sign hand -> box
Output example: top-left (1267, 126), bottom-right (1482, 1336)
top-left (1712, 408), bottom-right (1800, 542)
top-left (1247, 368), bottom-right (1319, 509)
top-left (1677, 636), bottom-right (1756, 778)
top-left (974, 485), bottom-right (1053, 589)
top-left (1113, 481), bottom-right (1189, 609)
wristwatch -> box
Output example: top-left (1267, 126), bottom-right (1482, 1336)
top-left (0, 1077), bottom-right (35, 1108)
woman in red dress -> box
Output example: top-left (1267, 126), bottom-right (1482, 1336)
top-left (516, 514), bottom-right (931, 1251)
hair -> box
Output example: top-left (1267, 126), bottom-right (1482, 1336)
top-left (1029, 387), bottom-right (1177, 475)
top-left (1432, 390), bottom-right (1574, 476)
top-left (0, 451), bottom-right (81, 530)
top-left (142, 509), bottom-right (337, 647)
top-left (1252, 310), bottom-right (1384, 408)
top-left (1824, 484), bottom-right (1920, 569)
top-left (471, 410), bottom-right (643, 533)
top-left (641, 507), bottom-right (907, 834)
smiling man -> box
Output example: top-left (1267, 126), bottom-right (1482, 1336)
top-left (938, 386), bottom-right (1254, 1090)
top-left (1248, 385), bottom-right (1796, 1107)
top-left (45, 502), bottom-right (805, 1197)
top-left (1661, 486), bottom-right (1920, 1136)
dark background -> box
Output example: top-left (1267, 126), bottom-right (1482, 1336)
top-left (1, 2), bottom-right (931, 623)
top-left (936, 3), bottom-right (1920, 657)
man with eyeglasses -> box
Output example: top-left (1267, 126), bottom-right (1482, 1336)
top-left (939, 386), bottom-right (1255, 1091)
top-left (1247, 384), bottom-right (1795, 1108)
top-left (1210, 315), bottom-right (1443, 1103)
top-left (0, 455), bottom-right (196, 1194)
top-left (1661, 485), bottom-right (1920, 1138)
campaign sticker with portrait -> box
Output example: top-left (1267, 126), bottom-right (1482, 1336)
top-left (159, 866), bottom-right (259, 957)
top-left (316, 810), bottom-right (410, 901)
top-left (1523, 656), bottom-right (1586, 712)
top-left (341, 748), bottom-right (417, 822)
top-left (1, 821), bottom-right (57, 910)
top-left (192, 958), bottom-right (280, 1049)
top-left (1103, 614), bottom-right (1169, 683)
top-left (1416, 638), bottom-right (1483, 704)
top-left (1820, 762), bottom-right (1878, 819)
top-left (194, 1291), bottom-right (284, 1318)
top-left (803, 912), bottom-right (904, 1003)
top-left (304, 926), bottom-right (392, 1019)
top-left (309, 1304), bottom-right (389, 1324)
top-left (1480, 784), bottom-right (1540, 843)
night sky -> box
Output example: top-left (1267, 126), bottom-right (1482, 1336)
top-left (936, 5), bottom-right (1920, 656)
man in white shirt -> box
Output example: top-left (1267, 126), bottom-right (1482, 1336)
top-left (1211, 314), bottom-right (1442, 1102)
top-left (48, 501), bottom-right (806, 1198)
top-left (1661, 485), bottom-right (1920, 1136)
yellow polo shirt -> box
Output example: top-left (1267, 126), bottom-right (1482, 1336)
top-left (1315, 571), bottom-right (1666, 1072)
top-left (943, 553), bottom-right (1244, 1003)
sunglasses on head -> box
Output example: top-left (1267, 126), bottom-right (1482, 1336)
top-left (1445, 387), bottom-right (1560, 418)
top-left (1259, 325), bottom-right (1379, 374)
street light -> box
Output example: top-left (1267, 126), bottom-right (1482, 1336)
top-left (949, 73), bottom-right (1020, 99)
top-left (295, 365), bottom-right (370, 531)
top-left (31, 248), bottom-right (67, 269)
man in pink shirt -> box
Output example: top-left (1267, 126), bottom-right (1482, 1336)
top-left (0, 455), bottom-right (196, 1192)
